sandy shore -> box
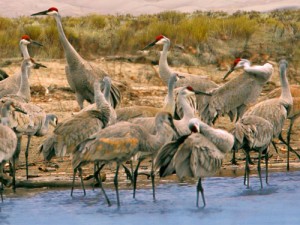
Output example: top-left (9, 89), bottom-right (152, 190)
top-left (0, 57), bottom-right (299, 192)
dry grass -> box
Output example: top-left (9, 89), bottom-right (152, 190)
top-left (0, 9), bottom-right (299, 67)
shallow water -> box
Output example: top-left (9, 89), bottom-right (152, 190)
top-left (1, 171), bottom-right (300, 225)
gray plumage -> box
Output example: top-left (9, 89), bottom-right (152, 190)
top-left (0, 36), bottom-right (43, 99)
top-left (0, 59), bottom-right (56, 179)
top-left (0, 101), bottom-right (18, 201)
top-left (78, 76), bottom-right (117, 126)
top-left (201, 59), bottom-right (273, 125)
top-left (143, 35), bottom-right (218, 117)
top-left (243, 59), bottom-right (292, 139)
top-left (39, 78), bottom-right (111, 160)
top-left (116, 73), bottom-right (179, 121)
top-left (154, 118), bottom-right (234, 207)
top-left (242, 59), bottom-right (293, 170)
top-left (0, 101), bottom-right (18, 163)
top-left (72, 111), bottom-right (179, 207)
top-left (31, 8), bottom-right (121, 109)
top-left (130, 86), bottom-right (197, 137)
top-left (233, 115), bottom-right (273, 188)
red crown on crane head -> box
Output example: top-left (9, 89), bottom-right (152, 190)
top-left (155, 35), bottom-right (165, 41)
top-left (48, 7), bottom-right (58, 12)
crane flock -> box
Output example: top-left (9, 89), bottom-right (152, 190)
top-left (0, 6), bottom-right (299, 209)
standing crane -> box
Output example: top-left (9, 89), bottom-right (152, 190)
top-left (0, 101), bottom-right (19, 201)
top-left (232, 115), bottom-right (273, 188)
top-left (72, 112), bottom-right (179, 207)
top-left (128, 86), bottom-right (209, 198)
top-left (143, 35), bottom-right (219, 118)
top-left (0, 58), bottom-right (57, 181)
top-left (39, 77), bottom-right (113, 195)
top-left (31, 7), bottom-right (121, 109)
top-left (262, 84), bottom-right (300, 170)
top-left (242, 59), bottom-right (295, 170)
top-left (154, 118), bottom-right (234, 207)
top-left (0, 35), bottom-right (43, 99)
top-left (201, 58), bottom-right (273, 125)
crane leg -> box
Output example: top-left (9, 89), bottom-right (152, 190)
top-left (133, 159), bottom-right (142, 199)
top-left (150, 156), bottom-right (156, 201)
top-left (196, 177), bottom-right (206, 208)
top-left (0, 163), bottom-right (3, 202)
top-left (278, 133), bottom-right (300, 168)
top-left (244, 150), bottom-right (250, 188)
top-left (286, 119), bottom-right (294, 171)
top-left (230, 149), bottom-right (239, 165)
top-left (257, 150), bottom-right (263, 189)
top-left (114, 163), bottom-right (120, 208)
top-left (71, 168), bottom-right (77, 197)
top-left (12, 137), bottom-right (21, 192)
top-left (78, 167), bottom-right (86, 196)
top-left (93, 162), bottom-right (105, 190)
top-left (0, 181), bottom-right (3, 202)
top-left (265, 150), bottom-right (269, 185)
top-left (94, 164), bottom-right (111, 207)
top-left (122, 164), bottom-right (133, 184)
top-left (25, 136), bottom-right (32, 180)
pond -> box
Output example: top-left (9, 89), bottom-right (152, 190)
top-left (1, 170), bottom-right (299, 225)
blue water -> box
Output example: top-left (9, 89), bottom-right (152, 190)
top-left (1, 171), bottom-right (300, 225)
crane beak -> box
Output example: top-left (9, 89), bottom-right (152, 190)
top-left (177, 74), bottom-right (185, 79)
top-left (31, 40), bottom-right (43, 47)
top-left (142, 40), bottom-right (157, 50)
top-left (31, 10), bottom-right (48, 16)
top-left (14, 107), bottom-right (27, 114)
top-left (223, 67), bottom-right (235, 80)
top-left (33, 62), bottom-right (47, 69)
top-left (194, 90), bottom-right (212, 96)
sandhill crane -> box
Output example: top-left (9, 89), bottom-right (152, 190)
top-left (72, 112), bottom-right (179, 207)
top-left (39, 77), bottom-right (112, 161)
top-left (0, 35), bottom-right (43, 99)
top-left (31, 7), bottom-right (121, 110)
top-left (233, 115), bottom-right (273, 188)
top-left (201, 58), bottom-right (273, 125)
top-left (154, 118), bottom-right (234, 207)
top-left (263, 84), bottom-right (300, 170)
top-left (128, 86), bottom-right (200, 198)
top-left (242, 59), bottom-right (294, 171)
top-left (116, 73), bottom-right (180, 121)
top-left (0, 58), bottom-right (57, 181)
top-left (143, 35), bottom-right (219, 118)
top-left (39, 77), bottom-right (113, 195)
top-left (0, 101), bottom-right (18, 201)
top-left (77, 76), bottom-right (117, 126)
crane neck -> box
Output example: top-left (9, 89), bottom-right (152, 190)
top-left (19, 43), bottom-right (30, 60)
top-left (279, 64), bottom-right (293, 106)
top-left (198, 121), bottom-right (234, 153)
top-left (16, 60), bottom-right (31, 102)
top-left (37, 114), bottom-right (56, 136)
top-left (148, 119), bottom-right (174, 151)
top-left (54, 14), bottom-right (83, 63)
top-left (163, 76), bottom-right (177, 115)
top-left (178, 93), bottom-right (195, 121)
top-left (158, 41), bottom-right (172, 84)
top-left (94, 81), bottom-right (109, 110)
top-left (103, 82), bottom-right (111, 105)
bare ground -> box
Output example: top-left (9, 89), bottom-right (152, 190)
top-left (2, 57), bottom-right (300, 192)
